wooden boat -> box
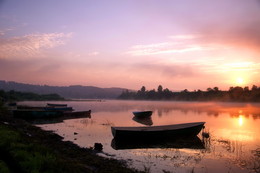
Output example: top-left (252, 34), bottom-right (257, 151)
top-left (13, 109), bottom-right (63, 119)
top-left (8, 102), bottom-right (17, 106)
top-left (29, 110), bottom-right (91, 125)
top-left (111, 122), bottom-right (205, 139)
top-left (44, 106), bottom-right (74, 112)
top-left (13, 103), bottom-right (91, 120)
top-left (13, 110), bottom-right (91, 120)
top-left (17, 105), bottom-right (73, 112)
top-left (17, 105), bottom-right (45, 110)
top-left (47, 103), bottom-right (68, 107)
top-left (111, 136), bottom-right (205, 150)
top-left (132, 111), bottom-right (153, 118)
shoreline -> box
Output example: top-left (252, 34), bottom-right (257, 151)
top-left (0, 113), bottom-right (142, 173)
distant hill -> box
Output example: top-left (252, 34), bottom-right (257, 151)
top-left (0, 80), bottom-right (127, 99)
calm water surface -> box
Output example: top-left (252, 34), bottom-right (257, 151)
top-left (21, 100), bottom-right (260, 173)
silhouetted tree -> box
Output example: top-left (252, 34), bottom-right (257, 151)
top-left (207, 88), bottom-right (213, 92)
top-left (229, 87), bottom-right (234, 91)
top-left (182, 89), bottom-right (189, 93)
top-left (157, 85), bottom-right (163, 93)
top-left (213, 87), bottom-right (219, 92)
top-left (229, 86), bottom-right (244, 100)
top-left (147, 89), bottom-right (156, 99)
top-left (141, 86), bottom-right (146, 92)
top-left (252, 85), bottom-right (258, 91)
top-left (244, 86), bottom-right (249, 92)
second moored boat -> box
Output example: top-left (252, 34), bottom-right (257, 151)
top-left (132, 111), bottom-right (153, 118)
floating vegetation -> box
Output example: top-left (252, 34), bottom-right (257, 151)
top-left (252, 148), bottom-right (260, 157)
top-left (80, 119), bottom-right (95, 126)
top-left (100, 119), bottom-right (114, 126)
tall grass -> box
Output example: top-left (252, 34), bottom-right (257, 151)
top-left (0, 125), bottom-right (81, 173)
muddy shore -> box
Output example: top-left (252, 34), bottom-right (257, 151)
top-left (0, 113), bottom-right (142, 173)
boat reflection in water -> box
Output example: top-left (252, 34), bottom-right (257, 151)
top-left (29, 110), bottom-right (91, 125)
top-left (132, 116), bottom-right (153, 126)
top-left (111, 136), bottom-right (205, 150)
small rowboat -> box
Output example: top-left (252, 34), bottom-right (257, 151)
top-left (17, 105), bottom-right (73, 112)
top-left (13, 109), bottom-right (91, 120)
top-left (13, 109), bottom-right (63, 119)
top-left (111, 122), bottom-right (205, 139)
top-left (17, 105), bottom-right (46, 110)
top-left (47, 103), bottom-right (68, 107)
top-left (132, 111), bottom-right (153, 118)
top-left (27, 110), bottom-right (91, 125)
top-left (44, 107), bottom-right (74, 111)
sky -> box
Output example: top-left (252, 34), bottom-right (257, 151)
top-left (0, 0), bottom-right (260, 91)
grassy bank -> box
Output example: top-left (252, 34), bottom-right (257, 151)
top-left (0, 113), bottom-right (141, 173)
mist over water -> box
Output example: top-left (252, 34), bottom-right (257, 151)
top-left (22, 100), bottom-right (260, 173)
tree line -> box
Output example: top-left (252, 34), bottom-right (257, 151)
top-left (118, 85), bottom-right (260, 102)
top-left (0, 90), bottom-right (65, 102)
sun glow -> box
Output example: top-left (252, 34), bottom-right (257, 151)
top-left (236, 77), bottom-right (244, 85)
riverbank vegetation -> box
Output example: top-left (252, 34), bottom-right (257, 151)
top-left (0, 103), bottom-right (141, 173)
top-left (0, 90), bottom-right (65, 102)
top-left (118, 85), bottom-right (260, 102)
top-left (0, 117), bottom-right (141, 173)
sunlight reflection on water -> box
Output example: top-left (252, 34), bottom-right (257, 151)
top-left (238, 115), bottom-right (244, 126)
top-left (20, 100), bottom-right (260, 173)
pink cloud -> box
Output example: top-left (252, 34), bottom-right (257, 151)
top-left (126, 37), bottom-right (221, 56)
top-left (0, 32), bottom-right (72, 59)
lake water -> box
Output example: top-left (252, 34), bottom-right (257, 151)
top-left (20, 100), bottom-right (260, 173)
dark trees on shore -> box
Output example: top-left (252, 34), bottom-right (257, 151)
top-left (118, 85), bottom-right (260, 102)
top-left (0, 90), bottom-right (65, 102)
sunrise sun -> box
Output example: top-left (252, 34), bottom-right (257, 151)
top-left (236, 77), bottom-right (244, 85)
